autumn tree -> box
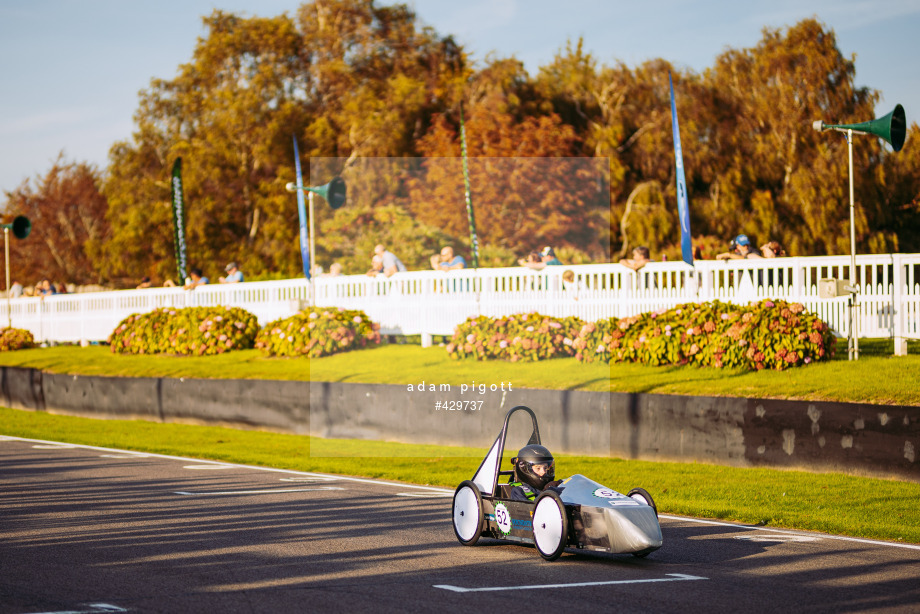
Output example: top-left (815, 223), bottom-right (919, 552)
top-left (410, 58), bottom-right (610, 263)
top-left (100, 11), bottom-right (309, 285)
top-left (3, 155), bottom-right (109, 286)
top-left (700, 18), bottom-right (884, 255)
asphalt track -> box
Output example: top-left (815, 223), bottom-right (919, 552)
top-left (2, 437), bottom-right (919, 614)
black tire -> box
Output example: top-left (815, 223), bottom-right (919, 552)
top-left (532, 490), bottom-right (569, 561)
top-left (627, 487), bottom-right (657, 517)
top-left (452, 480), bottom-right (484, 546)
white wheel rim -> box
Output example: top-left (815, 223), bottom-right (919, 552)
top-left (453, 486), bottom-right (479, 541)
top-left (630, 493), bottom-right (649, 506)
top-left (532, 497), bottom-right (564, 555)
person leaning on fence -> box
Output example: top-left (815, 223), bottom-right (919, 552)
top-left (760, 240), bottom-right (786, 288)
top-left (374, 244), bottom-right (407, 277)
top-left (367, 254), bottom-right (384, 276)
top-left (518, 250), bottom-right (542, 269)
top-left (716, 234), bottom-right (762, 260)
top-left (430, 246), bottom-right (465, 271)
top-left (219, 262), bottom-right (244, 283)
top-left (184, 268), bottom-right (209, 290)
top-left (761, 241), bottom-right (785, 258)
top-left (619, 246), bottom-right (652, 271)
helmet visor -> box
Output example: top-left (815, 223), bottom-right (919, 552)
top-left (528, 460), bottom-right (554, 477)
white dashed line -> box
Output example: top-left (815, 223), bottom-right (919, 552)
top-left (182, 464), bottom-right (235, 470)
top-left (435, 573), bottom-right (708, 592)
top-left (8, 436), bottom-right (919, 552)
top-left (659, 514), bottom-right (920, 551)
top-left (175, 487), bottom-right (345, 496)
top-left (25, 603), bottom-right (127, 614)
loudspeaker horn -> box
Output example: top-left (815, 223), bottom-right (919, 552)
top-left (813, 104), bottom-right (906, 152)
top-left (285, 176), bottom-right (347, 210)
top-left (0, 215), bottom-right (31, 240)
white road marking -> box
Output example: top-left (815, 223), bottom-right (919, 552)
top-left (434, 573), bottom-right (708, 593)
top-left (279, 476), bottom-right (338, 483)
top-left (7, 436), bottom-right (919, 553)
top-left (32, 444), bottom-right (76, 449)
top-left (734, 534), bottom-right (818, 543)
top-left (182, 464), bottom-right (234, 470)
top-left (26, 604), bottom-right (127, 614)
top-left (175, 486), bottom-right (344, 496)
top-left (396, 492), bottom-right (453, 498)
top-left (100, 454), bottom-right (149, 459)
top-left (658, 514), bottom-right (920, 552)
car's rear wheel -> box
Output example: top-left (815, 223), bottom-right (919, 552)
top-left (628, 487), bottom-right (658, 516)
top-left (452, 480), bottom-right (484, 546)
top-left (532, 490), bottom-right (568, 561)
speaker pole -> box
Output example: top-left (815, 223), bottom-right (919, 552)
top-left (813, 103), bottom-right (907, 360)
top-left (846, 129), bottom-right (858, 361)
top-left (308, 190), bottom-right (316, 306)
top-left (5, 227), bottom-right (10, 329)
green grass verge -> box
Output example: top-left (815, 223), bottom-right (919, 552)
top-left (2, 339), bottom-right (920, 405)
top-left (2, 407), bottom-right (918, 545)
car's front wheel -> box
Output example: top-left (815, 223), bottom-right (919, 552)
top-left (532, 490), bottom-right (568, 561)
top-left (452, 480), bottom-right (484, 546)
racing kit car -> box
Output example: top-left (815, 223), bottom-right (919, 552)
top-left (451, 405), bottom-right (662, 561)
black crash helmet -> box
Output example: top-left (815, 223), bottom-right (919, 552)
top-left (513, 444), bottom-right (555, 491)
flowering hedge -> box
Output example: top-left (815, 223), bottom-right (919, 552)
top-left (571, 318), bottom-right (614, 364)
top-left (574, 299), bottom-right (836, 370)
top-left (0, 327), bottom-right (35, 351)
top-left (255, 307), bottom-right (381, 358)
top-left (108, 306), bottom-right (260, 356)
top-left (446, 313), bottom-right (584, 362)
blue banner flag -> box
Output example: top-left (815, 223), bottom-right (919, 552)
top-left (292, 135), bottom-right (311, 279)
top-left (669, 72), bottom-right (694, 266)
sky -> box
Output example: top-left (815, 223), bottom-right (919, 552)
top-left (0, 0), bottom-right (917, 197)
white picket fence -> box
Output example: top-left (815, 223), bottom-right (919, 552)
top-left (6, 253), bottom-right (920, 354)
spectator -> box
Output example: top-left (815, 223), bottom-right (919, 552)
top-left (760, 241), bottom-right (786, 258)
top-left (10, 280), bottom-right (23, 298)
top-left (367, 254), bottom-right (384, 276)
top-left (136, 276), bottom-right (153, 289)
top-left (219, 262), bottom-right (244, 283)
top-left (37, 279), bottom-right (56, 297)
top-left (519, 246), bottom-right (562, 271)
top-left (430, 246), bottom-right (465, 271)
top-left (716, 235), bottom-right (762, 260)
top-left (760, 240), bottom-right (786, 288)
top-left (163, 279), bottom-right (177, 288)
top-left (184, 268), bottom-right (209, 290)
top-left (518, 250), bottom-right (542, 269)
top-left (374, 244), bottom-right (407, 277)
top-left (619, 246), bottom-right (652, 271)
top-left (562, 269), bottom-right (586, 300)
top-left (540, 246), bottom-right (562, 266)
top-left (322, 263), bottom-right (343, 277)
top-left (55, 282), bottom-right (68, 295)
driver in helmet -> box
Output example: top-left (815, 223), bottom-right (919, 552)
top-left (508, 444), bottom-right (564, 501)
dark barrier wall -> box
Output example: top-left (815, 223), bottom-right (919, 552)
top-left (2, 366), bottom-right (917, 481)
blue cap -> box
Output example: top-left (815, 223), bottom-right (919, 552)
top-left (734, 234), bottom-right (750, 246)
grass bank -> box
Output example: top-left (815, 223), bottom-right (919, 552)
top-left (2, 407), bottom-right (918, 544)
top-left (1, 339), bottom-right (919, 405)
